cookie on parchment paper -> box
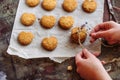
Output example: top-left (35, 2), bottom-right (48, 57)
top-left (18, 31), bottom-right (34, 45)
top-left (26, 0), bottom-right (40, 7)
top-left (82, 0), bottom-right (97, 13)
top-left (62, 0), bottom-right (78, 12)
top-left (59, 16), bottom-right (74, 30)
top-left (40, 15), bottom-right (56, 29)
top-left (20, 13), bottom-right (36, 26)
top-left (41, 36), bottom-right (58, 51)
top-left (42, 0), bottom-right (57, 11)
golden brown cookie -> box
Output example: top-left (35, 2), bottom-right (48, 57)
top-left (20, 13), bottom-right (36, 26)
top-left (40, 15), bottom-right (56, 29)
top-left (71, 27), bottom-right (87, 44)
top-left (41, 36), bottom-right (58, 51)
top-left (18, 31), bottom-right (34, 45)
top-left (42, 0), bottom-right (56, 11)
top-left (62, 0), bottom-right (78, 12)
top-left (26, 0), bottom-right (40, 7)
top-left (59, 16), bottom-right (74, 30)
top-left (82, 0), bottom-right (97, 13)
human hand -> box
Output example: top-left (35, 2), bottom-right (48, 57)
top-left (90, 21), bottom-right (120, 44)
top-left (75, 49), bottom-right (112, 80)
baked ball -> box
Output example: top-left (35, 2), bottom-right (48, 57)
top-left (20, 13), bottom-right (36, 26)
top-left (59, 16), bottom-right (74, 30)
top-left (42, 0), bottom-right (56, 11)
top-left (26, 0), bottom-right (40, 7)
top-left (18, 31), bottom-right (34, 45)
top-left (40, 15), bottom-right (56, 29)
top-left (82, 0), bottom-right (97, 13)
top-left (62, 0), bottom-right (78, 12)
top-left (42, 36), bottom-right (58, 51)
top-left (71, 27), bottom-right (87, 44)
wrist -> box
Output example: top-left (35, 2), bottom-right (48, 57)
top-left (94, 68), bottom-right (112, 80)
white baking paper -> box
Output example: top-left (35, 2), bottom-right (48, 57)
top-left (7, 0), bottom-right (104, 62)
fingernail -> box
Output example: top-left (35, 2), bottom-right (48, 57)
top-left (91, 33), bottom-right (97, 37)
top-left (83, 48), bottom-right (87, 52)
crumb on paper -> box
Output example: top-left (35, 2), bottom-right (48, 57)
top-left (67, 65), bottom-right (73, 71)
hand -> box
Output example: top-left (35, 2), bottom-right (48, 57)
top-left (75, 49), bottom-right (112, 80)
top-left (90, 21), bottom-right (120, 45)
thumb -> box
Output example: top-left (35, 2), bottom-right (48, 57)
top-left (91, 31), bottom-right (108, 39)
top-left (82, 49), bottom-right (93, 58)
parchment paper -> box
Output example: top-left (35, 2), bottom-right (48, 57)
top-left (7, 0), bottom-right (104, 62)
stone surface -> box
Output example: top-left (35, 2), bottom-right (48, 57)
top-left (112, 0), bottom-right (120, 23)
top-left (0, 0), bottom-right (120, 80)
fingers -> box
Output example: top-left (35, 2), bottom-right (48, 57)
top-left (75, 49), bottom-right (98, 66)
top-left (90, 21), bottom-right (114, 34)
top-left (76, 49), bottom-right (100, 60)
top-left (90, 31), bottom-right (109, 43)
top-left (91, 31), bottom-right (108, 39)
top-left (90, 23), bottom-right (104, 35)
top-left (82, 49), bottom-right (93, 58)
top-left (75, 49), bottom-right (90, 65)
top-left (90, 21), bottom-right (114, 43)
top-left (75, 52), bottom-right (84, 67)
top-left (90, 24), bottom-right (102, 34)
top-left (97, 22), bottom-right (111, 30)
top-left (101, 60), bottom-right (106, 65)
top-left (75, 49), bottom-right (91, 61)
top-left (75, 52), bottom-right (83, 61)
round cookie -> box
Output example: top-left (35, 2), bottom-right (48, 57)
top-left (62, 0), bottom-right (78, 12)
top-left (40, 15), bottom-right (56, 29)
top-left (18, 31), bottom-right (34, 45)
top-left (59, 16), bottom-right (74, 30)
top-left (71, 27), bottom-right (87, 44)
top-left (82, 0), bottom-right (97, 13)
top-left (26, 0), bottom-right (40, 7)
top-left (20, 13), bottom-right (36, 26)
top-left (41, 36), bottom-right (58, 51)
top-left (42, 0), bottom-right (56, 11)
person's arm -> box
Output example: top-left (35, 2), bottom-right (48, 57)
top-left (90, 21), bottom-right (120, 44)
top-left (75, 49), bottom-right (112, 80)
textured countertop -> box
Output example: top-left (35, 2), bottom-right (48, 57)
top-left (0, 0), bottom-right (120, 80)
